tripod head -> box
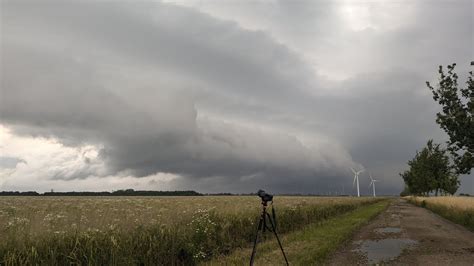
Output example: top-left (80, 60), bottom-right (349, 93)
top-left (257, 189), bottom-right (273, 206)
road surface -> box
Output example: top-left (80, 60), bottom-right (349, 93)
top-left (328, 198), bottom-right (474, 265)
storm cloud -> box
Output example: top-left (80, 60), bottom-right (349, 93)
top-left (1, 0), bottom-right (473, 194)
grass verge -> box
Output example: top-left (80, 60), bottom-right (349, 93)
top-left (202, 199), bottom-right (390, 265)
top-left (406, 197), bottom-right (474, 232)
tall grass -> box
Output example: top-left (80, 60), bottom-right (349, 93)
top-left (406, 196), bottom-right (474, 231)
top-left (0, 196), bottom-right (381, 265)
top-left (205, 200), bottom-right (391, 265)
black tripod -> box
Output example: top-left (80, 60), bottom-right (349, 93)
top-left (249, 200), bottom-right (289, 266)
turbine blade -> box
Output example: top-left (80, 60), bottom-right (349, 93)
top-left (350, 167), bottom-right (356, 174)
top-left (353, 176), bottom-right (356, 187)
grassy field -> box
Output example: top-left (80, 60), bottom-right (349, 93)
top-left (406, 196), bottom-right (474, 231)
top-left (204, 200), bottom-right (390, 265)
top-left (0, 196), bottom-right (383, 265)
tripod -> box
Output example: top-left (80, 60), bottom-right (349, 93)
top-left (249, 200), bottom-right (289, 266)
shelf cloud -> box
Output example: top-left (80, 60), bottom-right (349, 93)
top-left (1, 0), bottom-right (472, 194)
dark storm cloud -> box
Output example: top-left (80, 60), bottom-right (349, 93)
top-left (1, 0), bottom-right (472, 194)
top-left (1, 1), bottom-right (355, 188)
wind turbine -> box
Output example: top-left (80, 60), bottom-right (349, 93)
top-left (368, 172), bottom-right (379, 197)
top-left (350, 167), bottom-right (364, 197)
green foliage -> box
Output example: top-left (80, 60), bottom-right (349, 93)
top-left (399, 186), bottom-right (410, 197)
top-left (426, 63), bottom-right (474, 174)
top-left (400, 140), bottom-right (459, 196)
top-left (0, 199), bottom-right (380, 265)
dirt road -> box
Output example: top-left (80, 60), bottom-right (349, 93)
top-left (328, 199), bottom-right (474, 265)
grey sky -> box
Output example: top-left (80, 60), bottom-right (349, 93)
top-left (1, 0), bottom-right (473, 195)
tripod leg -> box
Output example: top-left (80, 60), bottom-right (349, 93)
top-left (250, 217), bottom-right (263, 266)
top-left (266, 213), bottom-right (289, 266)
top-left (263, 209), bottom-right (267, 233)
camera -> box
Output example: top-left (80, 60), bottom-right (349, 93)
top-left (257, 189), bottom-right (273, 203)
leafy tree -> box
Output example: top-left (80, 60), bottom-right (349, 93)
top-left (400, 142), bottom-right (434, 196)
top-left (399, 186), bottom-right (411, 197)
top-left (400, 140), bottom-right (460, 196)
top-left (426, 63), bottom-right (474, 174)
top-left (441, 175), bottom-right (460, 196)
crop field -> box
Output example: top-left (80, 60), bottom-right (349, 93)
top-left (0, 196), bottom-right (383, 265)
top-left (407, 196), bottom-right (474, 231)
top-left (408, 196), bottom-right (474, 211)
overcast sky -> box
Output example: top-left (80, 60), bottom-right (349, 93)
top-left (1, 0), bottom-right (473, 195)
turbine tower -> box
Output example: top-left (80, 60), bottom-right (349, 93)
top-left (368, 172), bottom-right (379, 197)
top-left (350, 167), bottom-right (364, 197)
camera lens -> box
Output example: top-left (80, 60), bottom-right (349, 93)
top-left (257, 189), bottom-right (273, 202)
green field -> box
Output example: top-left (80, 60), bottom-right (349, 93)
top-left (0, 196), bottom-right (387, 265)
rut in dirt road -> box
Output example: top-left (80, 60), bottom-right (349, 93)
top-left (328, 199), bottom-right (474, 265)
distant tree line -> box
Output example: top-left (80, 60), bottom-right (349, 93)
top-left (0, 189), bottom-right (202, 196)
top-left (0, 191), bottom-right (40, 196)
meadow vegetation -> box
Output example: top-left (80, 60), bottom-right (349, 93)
top-left (407, 196), bottom-right (474, 231)
top-left (204, 200), bottom-right (390, 265)
top-left (0, 196), bottom-right (383, 265)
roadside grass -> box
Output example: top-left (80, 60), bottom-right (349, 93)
top-left (406, 196), bottom-right (474, 231)
top-left (202, 199), bottom-right (391, 265)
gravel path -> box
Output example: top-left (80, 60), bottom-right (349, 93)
top-left (327, 198), bottom-right (474, 265)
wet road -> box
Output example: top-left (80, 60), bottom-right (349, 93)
top-left (327, 199), bottom-right (474, 265)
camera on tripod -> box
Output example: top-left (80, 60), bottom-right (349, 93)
top-left (250, 189), bottom-right (288, 265)
top-left (257, 189), bottom-right (273, 203)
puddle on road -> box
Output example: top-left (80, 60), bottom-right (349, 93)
top-left (375, 227), bottom-right (402, 234)
top-left (353, 238), bottom-right (418, 264)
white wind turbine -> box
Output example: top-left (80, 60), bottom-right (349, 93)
top-left (368, 172), bottom-right (379, 197)
top-left (350, 167), bottom-right (364, 197)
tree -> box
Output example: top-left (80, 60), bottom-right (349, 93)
top-left (399, 185), bottom-right (411, 197)
top-left (400, 140), bottom-right (460, 196)
top-left (400, 141), bottom-right (434, 196)
top-left (426, 64), bottom-right (474, 174)
top-left (442, 175), bottom-right (460, 196)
